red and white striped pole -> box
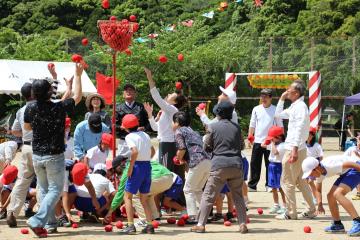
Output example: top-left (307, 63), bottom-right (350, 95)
top-left (225, 73), bottom-right (237, 89)
top-left (308, 71), bottom-right (322, 141)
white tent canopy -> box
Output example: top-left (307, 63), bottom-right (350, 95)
top-left (0, 59), bottom-right (97, 96)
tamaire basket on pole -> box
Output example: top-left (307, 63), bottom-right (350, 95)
top-left (97, 19), bottom-right (138, 159)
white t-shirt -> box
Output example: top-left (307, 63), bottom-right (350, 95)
top-left (64, 137), bottom-right (74, 160)
top-left (125, 131), bottom-right (152, 161)
top-left (316, 155), bottom-right (359, 183)
top-left (267, 142), bottom-right (286, 163)
top-left (306, 142), bottom-right (323, 159)
top-left (0, 141), bottom-right (18, 162)
top-left (85, 146), bottom-right (108, 169)
top-left (75, 173), bottom-right (115, 198)
top-left (249, 104), bottom-right (283, 144)
top-left (343, 146), bottom-right (360, 161)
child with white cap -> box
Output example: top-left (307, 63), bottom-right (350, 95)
top-left (302, 155), bottom-right (360, 236)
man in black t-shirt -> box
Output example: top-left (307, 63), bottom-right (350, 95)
top-left (23, 63), bottom-right (84, 236)
top-left (115, 84), bottom-right (150, 157)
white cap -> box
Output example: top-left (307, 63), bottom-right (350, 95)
top-left (219, 86), bottom-right (237, 105)
top-left (302, 157), bottom-right (319, 179)
top-left (93, 163), bottom-right (107, 173)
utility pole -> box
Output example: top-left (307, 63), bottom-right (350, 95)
top-left (268, 37), bottom-right (273, 71)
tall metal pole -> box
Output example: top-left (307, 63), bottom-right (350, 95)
top-left (112, 52), bottom-right (117, 159)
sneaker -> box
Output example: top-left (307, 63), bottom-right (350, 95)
top-left (210, 213), bottom-right (223, 222)
top-left (57, 215), bottom-right (71, 227)
top-left (0, 210), bottom-right (7, 219)
top-left (239, 224), bottom-right (248, 234)
top-left (25, 209), bottom-right (36, 218)
top-left (122, 224), bottom-right (136, 235)
top-left (45, 226), bottom-right (58, 234)
top-left (269, 205), bottom-right (281, 214)
top-left (348, 220), bottom-right (360, 236)
top-left (275, 212), bottom-right (294, 220)
top-left (324, 222), bottom-right (345, 233)
top-left (225, 212), bottom-right (234, 221)
top-left (352, 194), bottom-right (360, 200)
top-left (134, 219), bottom-right (147, 228)
top-left (141, 224), bottom-right (155, 234)
top-left (6, 212), bottom-right (17, 228)
top-left (298, 211), bottom-right (316, 219)
top-left (276, 207), bottom-right (287, 214)
top-left (266, 187), bottom-right (273, 193)
top-left (248, 187), bottom-right (257, 192)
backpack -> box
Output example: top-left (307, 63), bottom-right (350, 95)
top-left (333, 119), bottom-right (342, 130)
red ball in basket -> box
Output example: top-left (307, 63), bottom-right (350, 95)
top-left (109, 16), bottom-right (117, 21)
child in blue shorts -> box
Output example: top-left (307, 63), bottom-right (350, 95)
top-left (302, 155), bottom-right (360, 236)
top-left (262, 126), bottom-right (287, 214)
top-left (122, 114), bottom-right (155, 234)
top-left (163, 173), bottom-right (186, 212)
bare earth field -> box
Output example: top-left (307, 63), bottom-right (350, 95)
top-left (0, 137), bottom-right (358, 240)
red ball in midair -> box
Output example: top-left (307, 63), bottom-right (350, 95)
top-left (81, 38), bottom-right (89, 46)
top-left (175, 81), bottom-right (183, 90)
top-left (159, 55), bottom-right (168, 63)
top-left (71, 54), bottom-right (83, 63)
top-left (177, 53), bottom-right (184, 62)
top-left (129, 15), bottom-right (137, 22)
top-left (102, 0), bottom-right (110, 9)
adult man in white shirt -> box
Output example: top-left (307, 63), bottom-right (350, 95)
top-left (247, 89), bottom-right (283, 191)
top-left (274, 80), bottom-right (316, 220)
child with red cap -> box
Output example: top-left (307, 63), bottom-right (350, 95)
top-left (121, 113), bottom-right (156, 234)
top-left (261, 126), bottom-right (287, 214)
top-left (0, 166), bottom-right (18, 217)
top-left (84, 133), bottom-right (113, 171)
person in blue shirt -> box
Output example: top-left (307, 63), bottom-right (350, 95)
top-left (74, 113), bottom-right (110, 160)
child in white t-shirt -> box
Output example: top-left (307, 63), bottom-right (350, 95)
top-left (343, 136), bottom-right (360, 200)
top-left (305, 127), bottom-right (324, 210)
top-left (261, 126), bottom-right (286, 214)
top-left (84, 133), bottom-right (113, 170)
top-left (302, 155), bottom-right (360, 236)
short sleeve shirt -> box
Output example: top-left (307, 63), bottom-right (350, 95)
top-left (316, 155), bottom-right (357, 183)
top-left (125, 131), bottom-right (152, 161)
top-left (268, 142), bottom-right (286, 163)
top-left (24, 98), bottom-right (75, 155)
top-left (175, 126), bottom-right (210, 168)
top-left (75, 173), bottom-right (115, 198)
top-left (306, 143), bottom-right (324, 159)
top-left (85, 146), bottom-right (108, 169)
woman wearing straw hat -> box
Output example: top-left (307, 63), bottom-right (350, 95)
top-left (85, 93), bottom-right (111, 127)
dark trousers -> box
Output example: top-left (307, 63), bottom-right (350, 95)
top-left (248, 143), bottom-right (270, 190)
top-left (158, 142), bottom-right (186, 204)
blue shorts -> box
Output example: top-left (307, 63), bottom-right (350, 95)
top-left (268, 162), bottom-right (282, 189)
top-left (68, 184), bottom-right (77, 193)
top-left (125, 161), bottom-right (152, 194)
top-left (333, 162), bottom-right (360, 190)
top-left (221, 184), bottom-right (230, 194)
top-left (74, 196), bottom-right (106, 213)
top-left (242, 157), bottom-right (249, 181)
top-left (164, 176), bottom-right (183, 200)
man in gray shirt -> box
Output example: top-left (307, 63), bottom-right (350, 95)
top-left (7, 83), bottom-right (35, 227)
top-left (191, 101), bottom-right (248, 234)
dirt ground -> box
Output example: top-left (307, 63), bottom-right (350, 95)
top-left (0, 137), bottom-right (359, 240)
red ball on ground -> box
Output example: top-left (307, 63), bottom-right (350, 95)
top-left (198, 103), bottom-right (206, 110)
top-left (159, 55), bottom-right (168, 63)
top-left (102, 0), bottom-right (110, 9)
top-left (81, 38), bottom-right (89, 46)
top-left (109, 16), bottom-right (117, 21)
top-left (104, 225), bottom-right (113, 232)
top-left (224, 221), bottom-right (232, 226)
top-left (115, 221), bottom-right (123, 229)
top-left (175, 82), bottom-right (182, 90)
top-left (167, 217), bottom-right (176, 224)
top-left (129, 15), bottom-right (137, 22)
top-left (152, 220), bottom-right (159, 229)
top-left (177, 218), bottom-right (185, 226)
top-left (257, 208), bottom-right (263, 215)
top-left (72, 223), bottom-right (79, 228)
top-left (181, 214), bottom-right (189, 221)
top-left (304, 226), bottom-right (311, 233)
top-left (20, 228), bottom-right (29, 234)
top-left (177, 53), bottom-right (184, 62)
top-left (48, 63), bottom-right (55, 69)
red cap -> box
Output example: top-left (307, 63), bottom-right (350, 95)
top-left (1, 165), bottom-right (18, 185)
top-left (65, 117), bottom-right (71, 128)
top-left (265, 126), bottom-right (284, 143)
top-left (309, 126), bottom-right (317, 134)
top-left (121, 114), bottom-right (139, 129)
top-left (72, 163), bottom-right (88, 186)
top-left (101, 133), bottom-right (113, 149)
